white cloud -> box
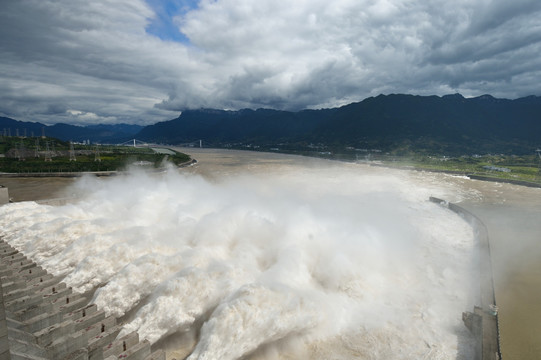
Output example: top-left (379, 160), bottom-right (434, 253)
top-left (1, 0), bottom-right (540, 125)
top-left (67, 110), bottom-right (117, 124)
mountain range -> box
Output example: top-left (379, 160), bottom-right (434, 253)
top-left (0, 117), bottom-right (142, 144)
top-left (2, 93), bottom-right (541, 154)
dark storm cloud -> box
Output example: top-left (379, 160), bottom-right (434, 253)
top-left (1, 0), bottom-right (540, 125)
top-left (428, 0), bottom-right (541, 65)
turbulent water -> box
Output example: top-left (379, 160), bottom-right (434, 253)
top-left (0, 152), bottom-right (479, 359)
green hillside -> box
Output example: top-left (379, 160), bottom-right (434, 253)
top-left (0, 136), bottom-right (190, 174)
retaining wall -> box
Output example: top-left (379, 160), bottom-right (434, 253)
top-left (430, 197), bottom-right (501, 360)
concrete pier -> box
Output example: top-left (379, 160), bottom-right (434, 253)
top-left (0, 239), bottom-right (165, 360)
top-left (0, 186), bottom-right (9, 205)
top-left (430, 197), bottom-right (501, 360)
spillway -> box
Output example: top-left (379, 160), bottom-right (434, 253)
top-left (0, 153), bottom-right (483, 359)
top-left (0, 238), bottom-right (164, 359)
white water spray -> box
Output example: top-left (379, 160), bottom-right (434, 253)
top-left (0, 162), bottom-right (477, 359)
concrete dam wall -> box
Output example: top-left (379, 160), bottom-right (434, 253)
top-left (430, 197), bottom-right (501, 360)
top-left (0, 239), bottom-right (165, 360)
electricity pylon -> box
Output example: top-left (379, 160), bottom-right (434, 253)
top-left (94, 145), bottom-right (101, 162)
top-left (44, 141), bottom-right (52, 162)
top-left (34, 138), bottom-right (40, 158)
top-left (69, 142), bottom-right (76, 161)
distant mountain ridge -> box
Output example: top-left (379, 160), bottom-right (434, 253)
top-left (2, 93), bottom-right (541, 154)
top-left (136, 94), bottom-right (541, 154)
top-left (0, 117), bottom-right (142, 143)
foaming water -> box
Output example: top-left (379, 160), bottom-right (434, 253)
top-left (0, 157), bottom-right (477, 359)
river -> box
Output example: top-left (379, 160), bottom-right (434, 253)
top-left (1, 148), bottom-right (540, 359)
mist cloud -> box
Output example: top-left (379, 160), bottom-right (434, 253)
top-left (1, 0), bottom-right (540, 125)
top-left (0, 164), bottom-right (478, 359)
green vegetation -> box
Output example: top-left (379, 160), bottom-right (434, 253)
top-left (379, 154), bottom-right (541, 183)
top-left (227, 142), bottom-right (541, 186)
top-left (0, 136), bottom-right (191, 174)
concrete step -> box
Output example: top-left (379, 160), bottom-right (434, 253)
top-left (116, 339), bottom-right (151, 360)
top-left (36, 283), bottom-right (70, 302)
top-left (0, 268), bottom-right (14, 277)
top-left (1, 274), bottom-right (58, 303)
top-left (19, 267), bottom-right (53, 283)
top-left (2, 278), bottom-right (26, 294)
top-left (73, 310), bottom-right (106, 333)
top-left (5, 282), bottom-right (67, 304)
top-left (24, 309), bottom-right (64, 334)
top-left (3, 254), bottom-right (28, 264)
top-left (46, 328), bottom-right (90, 359)
top-left (34, 315), bottom-right (75, 348)
top-left (34, 306), bottom-right (106, 347)
top-left (0, 241), bottom-right (164, 360)
top-left (8, 337), bottom-right (47, 358)
top-left (0, 250), bottom-right (19, 259)
top-left (12, 266), bottom-right (47, 281)
top-left (13, 262), bottom-right (36, 273)
top-left (103, 331), bottom-right (139, 358)
top-left (15, 293), bottom-right (86, 322)
top-left (87, 323), bottom-right (122, 360)
top-left (5, 260), bottom-right (33, 273)
top-left (6, 326), bottom-right (36, 345)
top-left (64, 304), bottom-right (99, 322)
top-left (62, 347), bottom-right (89, 360)
top-left (5, 294), bottom-right (47, 313)
top-left (6, 316), bottom-right (26, 331)
top-left (28, 275), bottom-right (65, 293)
top-left (83, 315), bottom-right (117, 341)
top-left (26, 274), bottom-right (58, 287)
top-left (5, 285), bottom-right (70, 316)
top-left (52, 295), bottom-right (89, 316)
top-left (9, 350), bottom-right (50, 360)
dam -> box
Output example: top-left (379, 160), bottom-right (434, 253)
top-left (430, 197), bottom-right (501, 360)
top-left (0, 236), bottom-right (165, 360)
top-left (0, 191), bottom-right (501, 359)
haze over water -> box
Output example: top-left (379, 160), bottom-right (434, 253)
top-left (1, 149), bottom-right (538, 359)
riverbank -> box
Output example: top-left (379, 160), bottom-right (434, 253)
top-left (0, 137), bottom-right (193, 174)
top-left (0, 159), bottom-right (197, 178)
top-left (368, 162), bottom-right (541, 188)
top-left (466, 174), bottom-right (541, 188)
top-left (182, 146), bottom-right (541, 189)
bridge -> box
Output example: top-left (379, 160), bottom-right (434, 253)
top-left (117, 139), bottom-right (202, 148)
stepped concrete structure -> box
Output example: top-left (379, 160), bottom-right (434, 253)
top-left (0, 239), bottom-right (165, 360)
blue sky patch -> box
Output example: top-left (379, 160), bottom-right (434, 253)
top-left (145, 0), bottom-right (198, 43)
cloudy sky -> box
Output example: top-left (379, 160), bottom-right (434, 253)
top-left (1, 0), bottom-right (541, 125)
